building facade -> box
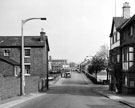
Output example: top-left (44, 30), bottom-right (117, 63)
top-left (0, 31), bottom-right (49, 78)
top-left (49, 57), bottom-right (68, 73)
top-left (119, 14), bottom-right (135, 94)
top-left (110, 2), bottom-right (135, 94)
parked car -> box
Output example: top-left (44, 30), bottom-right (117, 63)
top-left (48, 76), bottom-right (55, 81)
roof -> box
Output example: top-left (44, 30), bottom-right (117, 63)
top-left (0, 36), bottom-right (45, 47)
top-left (110, 17), bottom-right (128, 36)
top-left (0, 56), bottom-right (20, 66)
top-left (119, 14), bottom-right (135, 30)
top-left (113, 17), bottom-right (128, 29)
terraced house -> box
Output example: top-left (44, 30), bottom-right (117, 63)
top-left (0, 30), bottom-right (49, 78)
top-left (110, 2), bottom-right (135, 94)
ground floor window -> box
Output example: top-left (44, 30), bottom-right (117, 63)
top-left (25, 64), bottom-right (31, 75)
top-left (124, 76), bottom-right (128, 86)
top-left (129, 80), bottom-right (135, 87)
top-left (14, 66), bottom-right (20, 76)
top-left (122, 47), bottom-right (134, 71)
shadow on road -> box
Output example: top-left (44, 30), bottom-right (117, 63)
top-left (46, 85), bottom-right (102, 97)
top-left (62, 79), bottom-right (88, 85)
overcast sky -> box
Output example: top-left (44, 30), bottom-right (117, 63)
top-left (0, 0), bottom-right (135, 63)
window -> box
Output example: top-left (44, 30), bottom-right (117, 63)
top-left (122, 48), bottom-right (128, 62)
top-left (4, 49), bottom-right (10, 56)
top-left (110, 37), bottom-right (113, 45)
top-left (115, 33), bottom-right (117, 42)
top-left (130, 27), bottom-right (133, 36)
top-left (25, 48), bottom-right (30, 57)
top-left (113, 35), bottom-right (116, 43)
top-left (117, 54), bottom-right (120, 63)
top-left (129, 47), bottom-right (134, 68)
top-left (122, 48), bottom-right (129, 70)
top-left (117, 32), bottom-right (120, 40)
top-left (125, 76), bottom-right (127, 86)
top-left (14, 66), bottom-right (20, 76)
top-left (122, 47), bottom-right (134, 70)
top-left (25, 65), bottom-right (30, 75)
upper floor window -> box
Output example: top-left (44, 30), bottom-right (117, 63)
top-left (130, 27), bottom-right (133, 36)
top-left (4, 49), bottom-right (10, 56)
top-left (111, 32), bottom-right (120, 44)
top-left (25, 48), bottom-right (30, 57)
top-left (117, 32), bottom-right (120, 40)
top-left (110, 37), bottom-right (113, 45)
top-left (113, 34), bottom-right (116, 43)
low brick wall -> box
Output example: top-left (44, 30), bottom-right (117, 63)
top-left (122, 86), bottom-right (135, 94)
top-left (0, 77), bottom-right (20, 100)
top-left (25, 76), bottom-right (39, 94)
top-left (0, 76), bottom-right (39, 100)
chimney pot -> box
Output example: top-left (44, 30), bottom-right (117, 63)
top-left (123, 2), bottom-right (130, 19)
top-left (40, 28), bottom-right (46, 41)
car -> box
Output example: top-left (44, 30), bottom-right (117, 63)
top-left (64, 72), bottom-right (71, 78)
top-left (48, 76), bottom-right (55, 81)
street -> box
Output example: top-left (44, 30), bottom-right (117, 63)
top-left (10, 72), bottom-right (129, 108)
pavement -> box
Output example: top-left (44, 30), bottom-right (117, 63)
top-left (82, 73), bottom-right (135, 108)
top-left (91, 84), bottom-right (135, 108)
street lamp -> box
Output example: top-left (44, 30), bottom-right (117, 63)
top-left (21, 17), bottom-right (46, 95)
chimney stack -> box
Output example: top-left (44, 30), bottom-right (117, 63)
top-left (40, 28), bottom-right (46, 41)
top-left (122, 2), bottom-right (130, 19)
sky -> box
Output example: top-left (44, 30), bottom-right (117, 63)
top-left (0, 0), bottom-right (135, 63)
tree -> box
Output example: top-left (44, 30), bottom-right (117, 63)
top-left (91, 56), bottom-right (106, 80)
top-left (96, 44), bottom-right (109, 60)
top-left (87, 64), bottom-right (95, 74)
top-left (87, 44), bottom-right (109, 81)
top-left (96, 44), bottom-right (109, 80)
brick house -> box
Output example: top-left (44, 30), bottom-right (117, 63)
top-left (110, 2), bottom-right (135, 94)
top-left (110, 2), bottom-right (130, 93)
top-left (48, 56), bottom-right (68, 73)
top-left (110, 17), bottom-right (127, 93)
top-left (119, 14), bottom-right (135, 94)
top-left (0, 31), bottom-right (49, 78)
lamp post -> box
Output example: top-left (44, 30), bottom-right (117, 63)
top-left (21, 17), bottom-right (46, 95)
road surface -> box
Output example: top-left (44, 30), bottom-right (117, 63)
top-left (10, 72), bottom-right (129, 108)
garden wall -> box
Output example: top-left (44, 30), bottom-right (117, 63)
top-left (0, 76), bottom-right (39, 100)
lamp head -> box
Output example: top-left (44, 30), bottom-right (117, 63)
top-left (41, 18), bottom-right (47, 20)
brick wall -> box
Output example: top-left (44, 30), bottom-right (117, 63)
top-left (0, 76), bottom-right (39, 100)
top-left (0, 48), bottom-right (21, 64)
top-left (31, 48), bottom-right (44, 77)
top-left (0, 60), bottom-right (14, 77)
top-left (25, 76), bottom-right (39, 94)
top-left (0, 77), bottom-right (20, 100)
top-left (0, 47), bottom-right (47, 77)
